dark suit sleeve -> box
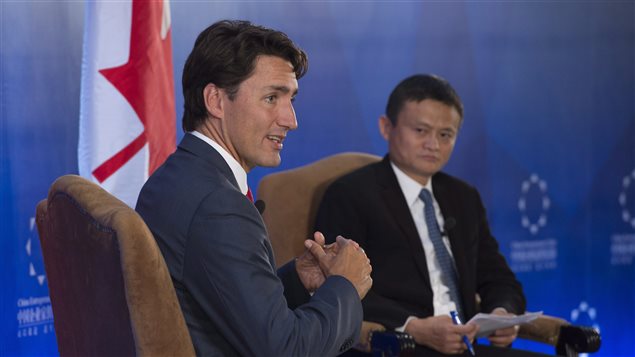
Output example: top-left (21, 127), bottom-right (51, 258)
top-left (315, 180), bottom-right (366, 245)
top-left (471, 189), bottom-right (526, 315)
top-left (184, 187), bottom-right (362, 356)
top-left (277, 260), bottom-right (312, 310)
top-left (316, 179), bottom-right (416, 329)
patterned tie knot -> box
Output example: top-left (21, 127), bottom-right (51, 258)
top-left (419, 188), bottom-right (433, 206)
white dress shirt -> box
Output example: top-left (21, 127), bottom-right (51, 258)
top-left (390, 162), bottom-right (459, 331)
top-left (191, 131), bottom-right (249, 195)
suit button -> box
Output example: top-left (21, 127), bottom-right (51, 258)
top-left (339, 338), bottom-right (353, 352)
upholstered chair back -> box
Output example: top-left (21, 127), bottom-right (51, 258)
top-left (257, 152), bottom-right (381, 267)
top-left (36, 175), bottom-right (195, 357)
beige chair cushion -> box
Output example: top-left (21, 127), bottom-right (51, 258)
top-left (257, 152), bottom-right (381, 267)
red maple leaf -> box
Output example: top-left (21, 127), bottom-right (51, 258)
top-left (93, 0), bottom-right (175, 183)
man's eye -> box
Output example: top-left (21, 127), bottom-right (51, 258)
top-left (265, 95), bottom-right (277, 104)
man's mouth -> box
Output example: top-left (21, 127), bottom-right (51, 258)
top-left (267, 135), bottom-right (283, 143)
top-left (267, 135), bottom-right (285, 148)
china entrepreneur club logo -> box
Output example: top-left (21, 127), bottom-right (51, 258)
top-left (518, 174), bottom-right (551, 235)
top-left (619, 168), bottom-right (635, 230)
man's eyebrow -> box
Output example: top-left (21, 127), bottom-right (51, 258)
top-left (265, 85), bottom-right (298, 96)
top-left (413, 121), bottom-right (432, 128)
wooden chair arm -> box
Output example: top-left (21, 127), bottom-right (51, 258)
top-left (518, 315), bottom-right (601, 355)
top-left (518, 315), bottom-right (569, 346)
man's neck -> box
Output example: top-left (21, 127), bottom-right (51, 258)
top-left (196, 120), bottom-right (250, 173)
top-left (190, 130), bottom-right (249, 196)
top-left (389, 159), bottom-right (431, 187)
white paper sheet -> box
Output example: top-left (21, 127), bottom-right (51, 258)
top-left (467, 311), bottom-right (543, 338)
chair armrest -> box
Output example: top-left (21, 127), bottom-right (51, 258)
top-left (518, 315), bottom-right (569, 346)
top-left (518, 314), bottom-right (601, 356)
top-left (555, 325), bottom-right (601, 355)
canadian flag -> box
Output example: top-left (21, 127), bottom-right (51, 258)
top-left (78, 0), bottom-right (176, 207)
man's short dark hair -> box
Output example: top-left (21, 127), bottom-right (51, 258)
top-left (385, 74), bottom-right (463, 125)
top-left (182, 20), bottom-right (309, 132)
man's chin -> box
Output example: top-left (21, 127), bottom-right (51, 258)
top-left (257, 155), bottom-right (282, 168)
top-left (415, 164), bottom-right (441, 178)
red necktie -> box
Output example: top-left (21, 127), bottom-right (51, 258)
top-left (246, 187), bottom-right (254, 202)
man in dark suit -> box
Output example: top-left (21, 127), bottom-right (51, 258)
top-left (136, 20), bottom-right (372, 356)
top-left (315, 74), bottom-right (526, 356)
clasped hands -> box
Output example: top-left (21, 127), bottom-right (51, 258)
top-left (405, 307), bottom-right (520, 355)
top-left (296, 232), bottom-right (372, 299)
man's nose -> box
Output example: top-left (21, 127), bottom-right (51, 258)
top-left (423, 133), bottom-right (439, 150)
top-left (279, 101), bottom-right (298, 130)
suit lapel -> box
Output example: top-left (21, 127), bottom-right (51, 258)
top-left (376, 157), bottom-right (432, 290)
top-left (179, 134), bottom-right (276, 266)
top-left (178, 133), bottom-right (240, 192)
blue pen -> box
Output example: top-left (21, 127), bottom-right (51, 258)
top-left (450, 311), bottom-right (476, 356)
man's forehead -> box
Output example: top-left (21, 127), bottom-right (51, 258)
top-left (244, 55), bottom-right (298, 91)
top-left (254, 55), bottom-right (296, 76)
top-left (399, 100), bottom-right (461, 127)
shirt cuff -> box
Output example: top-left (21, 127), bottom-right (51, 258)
top-left (395, 316), bottom-right (418, 333)
top-left (491, 307), bottom-right (509, 314)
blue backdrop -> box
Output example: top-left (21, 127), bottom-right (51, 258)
top-left (1, 1), bottom-right (633, 356)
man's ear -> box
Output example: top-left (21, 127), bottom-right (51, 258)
top-left (378, 115), bottom-right (393, 141)
top-left (203, 83), bottom-right (223, 118)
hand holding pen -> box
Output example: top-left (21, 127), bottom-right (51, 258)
top-left (403, 315), bottom-right (477, 355)
top-left (450, 311), bottom-right (476, 356)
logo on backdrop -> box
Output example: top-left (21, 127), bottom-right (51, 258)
top-left (610, 168), bottom-right (635, 266)
top-left (26, 217), bottom-right (46, 286)
top-left (570, 300), bottom-right (600, 357)
top-left (618, 168), bottom-right (635, 229)
top-left (510, 173), bottom-right (558, 272)
top-left (518, 174), bottom-right (550, 235)
top-left (16, 217), bottom-right (54, 339)
top-left (571, 301), bottom-right (600, 332)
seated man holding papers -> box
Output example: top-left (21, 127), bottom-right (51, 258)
top-left (315, 74), bottom-right (527, 356)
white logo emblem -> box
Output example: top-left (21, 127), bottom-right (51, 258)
top-left (27, 217), bottom-right (46, 286)
top-left (518, 174), bottom-right (551, 235)
top-left (571, 301), bottom-right (599, 330)
top-left (16, 218), bottom-right (53, 339)
top-left (619, 169), bottom-right (635, 230)
top-left (570, 301), bottom-right (600, 357)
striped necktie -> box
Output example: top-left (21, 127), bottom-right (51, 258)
top-left (419, 188), bottom-right (464, 319)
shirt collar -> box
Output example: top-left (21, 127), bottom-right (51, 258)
top-left (390, 162), bottom-right (433, 206)
top-left (191, 130), bottom-right (249, 195)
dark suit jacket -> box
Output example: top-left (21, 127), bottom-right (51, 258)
top-left (136, 134), bottom-right (362, 356)
top-left (315, 156), bottom-right (525, 330)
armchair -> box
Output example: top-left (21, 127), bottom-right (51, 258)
top-left (35, 175), bottom-right (195, 356)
